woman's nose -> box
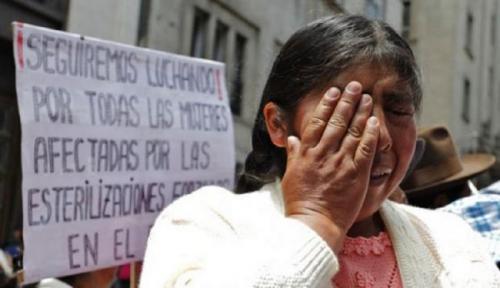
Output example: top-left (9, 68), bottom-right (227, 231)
top-left (373, 109), bottom-right (392, 152)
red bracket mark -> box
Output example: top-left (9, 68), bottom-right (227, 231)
top-left (16, 22), bottom-right (24, 70)
top-left (215, 69), bottom-right (223, 101)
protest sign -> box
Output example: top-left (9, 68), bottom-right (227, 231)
top-left (13, 22), bottom-right (235, 284)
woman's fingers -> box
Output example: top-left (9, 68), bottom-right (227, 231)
top-left (316, 81), bottom-right (363, 153)
top-left (301, 87), bottom-right (341, 148)
top-left (339, 94), bottom-right (373, 155)
top-left (354, 116), bottom-right (379, 169)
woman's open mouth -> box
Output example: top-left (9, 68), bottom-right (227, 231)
top-left (369, 169), bottom-right (392, 186)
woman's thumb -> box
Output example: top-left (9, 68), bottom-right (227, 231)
top-left (286, 135), bottom-right (300, 159)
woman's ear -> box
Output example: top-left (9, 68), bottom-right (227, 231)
top-left (263, 102), bottom-right (288, 148)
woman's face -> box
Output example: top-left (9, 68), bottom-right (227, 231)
top-left (291, 62), bottom-right (417, 221)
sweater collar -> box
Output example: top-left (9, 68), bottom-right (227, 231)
top-left (262, 180), bottom-right (285, 214)
top-left (263, 180), bottom-right (444, 287)
top-left (380, 201), bottom-right (444, 287)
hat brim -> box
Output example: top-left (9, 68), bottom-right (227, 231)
top-left (405, 153), bottom-right (496, 195)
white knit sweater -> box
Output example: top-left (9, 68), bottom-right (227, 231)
top-left (140, 181), bottom-right (500, 288)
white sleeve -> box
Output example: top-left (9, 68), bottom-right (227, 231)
top-left (424, 209), bottom-right (500, 286)
top-left (444, 218), bottom-right (500, 286)
top-left (139, 190), bottom-right (338, 288)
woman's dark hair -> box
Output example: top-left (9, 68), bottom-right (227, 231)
top-left (236, 14), bottom-right (422, 193)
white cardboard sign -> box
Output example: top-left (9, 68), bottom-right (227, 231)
top-left (13, 22), bottom-right (235, 283)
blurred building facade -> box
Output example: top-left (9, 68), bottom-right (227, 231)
top-left (67, 0), bottom-right (343, 165)
top-left (340, 0), bottom-right (405, 33)
top-left (0, 0), bottom-right (407, 245)
top-left (407, 0), bottom-right (500, 162)
top-left (67, 0), bottom-right (405, 165)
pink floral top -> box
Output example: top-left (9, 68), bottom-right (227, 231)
top-left (332, 232), bottom-right (403, 288)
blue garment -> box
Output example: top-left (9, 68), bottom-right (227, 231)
top-left (3, 245), bottom-right (21, 259)
top-left (439, 181), bottom-right (500, 264)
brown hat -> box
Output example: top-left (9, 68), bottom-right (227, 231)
top-left (401, 125), bottom-right (496, 194)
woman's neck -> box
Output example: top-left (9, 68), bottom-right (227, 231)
top-left (347, 212), bottom-right (384, 237)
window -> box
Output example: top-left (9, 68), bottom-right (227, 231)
top-left (462, 78), bottom-right (471, 123)
top-left (489, 67), bottom-right (495, 99)
top-left (488, 67), bottom-right (494, 120)
top-left (496, 134), bottom-right (500, 151)
top-left (136, 0), bottom-right (151, 47)
top-left (465, 12), bottom-right (474, 57)
top-left (273, 40), bottom-right (283, 59)
top-left (491, 14), bottom-right (496, 46)
top-left (402, 0), bottom-right (411, 39)
top-left (364, 0), bottom-right (384, 20)
top-left (188, 4), bottom-right (257, 118)
top-left (231, 34), bottom-right (247, 115)
top-left (13, 0), bottom-right (69, 22)
top-left (212, 21), bottom-right (229, 62)
top-left (190, 7), bottom-right (210, 58)
top-left (479, 121), bottom-right (491, 151)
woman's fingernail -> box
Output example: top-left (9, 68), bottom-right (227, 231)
top-left (287, 136), bottom-right (297, 151)
top-left (345, 81), bottom-right (362, 94)
top-left (326, 87), bottom-right (340, 100)
top-left (362, 94), bottom-right (372, 104)
top-left (368, 116), bottom-right (378, 126)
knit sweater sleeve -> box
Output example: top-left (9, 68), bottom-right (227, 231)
top-left (139, 187), bottom-right (338, 288)
top-left (397, 203), bottom-right (500, 286)
top-left (435, 211), bottom-right (500, 286)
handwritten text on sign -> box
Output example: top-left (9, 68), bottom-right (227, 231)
top-left (13, 23), bottom-right (235, 283)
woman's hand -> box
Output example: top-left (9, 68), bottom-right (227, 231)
top-left (282, 81), bottom-right (380, 253)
